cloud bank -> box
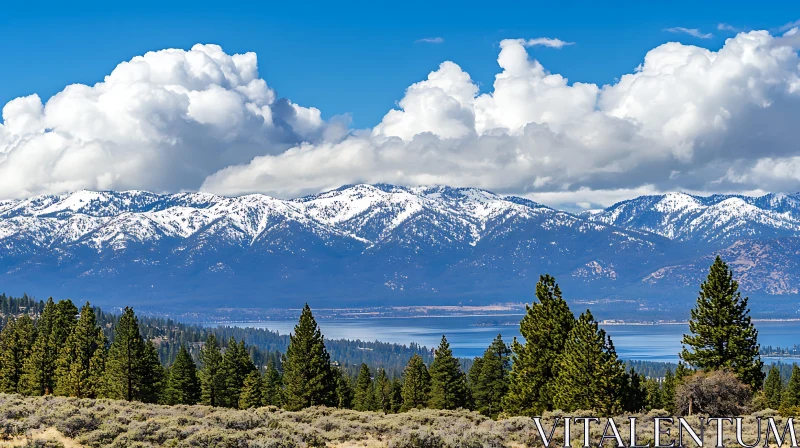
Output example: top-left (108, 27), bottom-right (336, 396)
top-left (3, 31), bottom-right (800, 208)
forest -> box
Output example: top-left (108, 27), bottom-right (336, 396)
top-left (0, 256), bottom-right (796, 426)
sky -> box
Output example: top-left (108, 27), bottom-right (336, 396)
top-left (2, 0), bottom-right (800, 209)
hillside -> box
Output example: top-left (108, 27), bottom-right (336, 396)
top-left (2, 185), bottom-right (800, 314)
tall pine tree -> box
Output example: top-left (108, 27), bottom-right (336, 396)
top-left (262, 362), bottom-right (284, 407)
top-left (104, 307), bottom-right (160, 402)
top-left (552, 310), bottom-right (626, 415)
top-left (782, 365), bottom-right (800, 409)
top-left (239, 371), bottom-right (264, 409)
top-left (20, 298), bottom-right (66, 396)
top-left (428, 335), bottom-right (468, 410)
top-left (764, 365), bottom-right (784, 410)
top-left (353, 363), bottom-right (376, 411)
top-left (164, 345), bottom-right (200, 405)
top-left (282, 304), bottom-right (336, 410)
top-left (221, 338), bottom-right (256, 408)
top-left (199, 334), bottom-right (225, 407)
top-left (401, 354), bottom-right (430, 411)
top-left (504, 275), bottom-right (575, 416)
top-left (472, 334), bottom-right (511, 418)
top-left (680, 256), bottom-right (764, 390)
top-left (54, 303), bottom-right (107, 398)
top-left (0, 315), bottom-right (35, 393)
top-left (375, 368), bottom-right (392, 414)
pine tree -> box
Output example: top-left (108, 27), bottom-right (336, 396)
top-left (221, 338), bottom-right (256, 408)
top-left (375, 368), bottom-right (392, 414)
top-left (622, 368), bottom-right (647, 412)
top-left (552, 310), bottom-right (626, 415)
top-left (782, 365), bottom-right (800, 409)
top-left (681, 256), bottom-right (764, 390)
top-left (428, 335), bottom-right (468, 410)
top-left (140, 340), bottom-right (166, 403)
top-left (199, 334), bottom-right (225, 407)
top-left (353, 363), bottom-right (376, 411)
top-left (644, 378), bottom-right (662, 410)
top-left (239, 371), bottom-right (264, 409)
top-left (282, 304), bottom-right (336, 410)
top-left (20, 298), bottom-right (57, 395)
top-left (262, 363), bottom-right (284, 407)
top-left (0, 315), bottom-right (35, 393)
top-left (390, 378), bottom-right (404, 413)
top-left (164, 345), bottom-right (200, 405)
top-left (401, 354), bottom-right (430, 411)
top-left (504, 275), bottom-right (575, 416)
top-left (54, 303), bottom-right (107, 398)
top-left (662, 369), bottom-right (677, 414)
top-left (473, 334), bottom-right (511, 418)
top-left (764, 365), bottom-right (784, 410)
top-left (333, 367), bottom-right (354, 409)
top-left (104, 307), bottom-right (154, 402)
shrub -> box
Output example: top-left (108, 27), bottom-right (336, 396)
top-left (675, 370), bottom-right (751, 416)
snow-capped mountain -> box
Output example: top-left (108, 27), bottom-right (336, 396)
top-left (583, 192), bottom-right (800, 244)
top-left (1, 185), bottom-right (800, 315)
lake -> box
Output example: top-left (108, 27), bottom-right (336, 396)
top-left (216, 316), bottom-right (800, 362)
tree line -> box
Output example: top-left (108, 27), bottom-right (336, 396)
top-left (0, 256), bottom-right (780, 416)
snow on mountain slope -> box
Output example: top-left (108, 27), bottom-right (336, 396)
top-left (584, 192), bottom-right (800, 244)
top-left (1, 185), bottom-right (798, 309)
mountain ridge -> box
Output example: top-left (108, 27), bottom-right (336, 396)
top-left (2, 185), bottom-right (800, 317)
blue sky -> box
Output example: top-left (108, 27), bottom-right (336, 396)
top-left (3, 0), bottom-right (798, 128)
top-left (3, 1), bottom-right (800, 207)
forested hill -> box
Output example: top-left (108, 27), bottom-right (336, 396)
top-left (0, 293), bottom-right (432, 377)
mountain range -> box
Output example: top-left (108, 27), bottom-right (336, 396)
top-left (1, 184), bottom-right (799, 318)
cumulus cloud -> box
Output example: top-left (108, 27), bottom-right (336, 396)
top-left (415, 37), bottom-right (445, 44)
top-left (522, 37), bottom-right (575, 49)
top-left (664, 27), bottom-right (714, 39)
top-left (0, 44), bottom-right (341, 198)
top-left (5, 30), bottom-right (800, 207)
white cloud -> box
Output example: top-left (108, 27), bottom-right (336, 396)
top-left (415, 37), bottom-right (445, 44)
top-left (522, 37), bottom-right (575, 49)
top-left (717, 23), bottom-right (743, 33)
top-left (5, 31), bottom-right (800, 208)
top-left (0, 44), bottom-right (335, 198)
top-left (664, 27), bottom-right (714, 39)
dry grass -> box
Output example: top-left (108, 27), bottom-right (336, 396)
top-left (0, 394), bottom-right (788, 447)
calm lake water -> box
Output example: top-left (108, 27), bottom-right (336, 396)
top-left (218, 316), bottom-right (800, 362)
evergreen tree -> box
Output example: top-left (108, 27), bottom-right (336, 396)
top-left (164, 345), bottom-right (200, 405)
top-left (662, 369), bottom-right (677, 414)
top-left (0, 315), bottom-right (35, 393)
top-left (644, 378), bottom-right (662, 410)
top-left (140, 340), bottom-right (165, 403)
top-left (764, 365), bottom-right (784, 410)
top-left (333, 367), bottom-right (354, 409)
top-left (221, 338), bottom-right (256, 407)
top-left (199, 334), bottom-right (225, 407)
top-left (262, 363), bottom-right (284, 407)
top-left (353, 363), bottom-right (376, 411)
top-left (552, 310), bottom-right (626, 415)
top-left (239, 370), bottom-right (264, 409)
top-left (20, 298), bottom-right (57, 395)
top-left (428, 335), bottom-right (468, 410)
top-left (375, 368), bottom-right (392, 414)
top-left (473, 334), bottom-right (511, 418)
top-left (504, 275), bottom-right (575, 416)
top-left (681, 256), bottom-right (764, 390)
top-left (104, 307), bottom-right (158, 402)
top-left (401, 354), bottom-right (430, 411)
top-left (54, 303), bottom-right (107, 398)
top-left (390, 378), bottom-right (404, 413)
top-left (782, 365), bottom-right (800, 408)
top-left (622, 368), bottom-right (647, 412)
top-left (282, 304), bottom-right (336, 410)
